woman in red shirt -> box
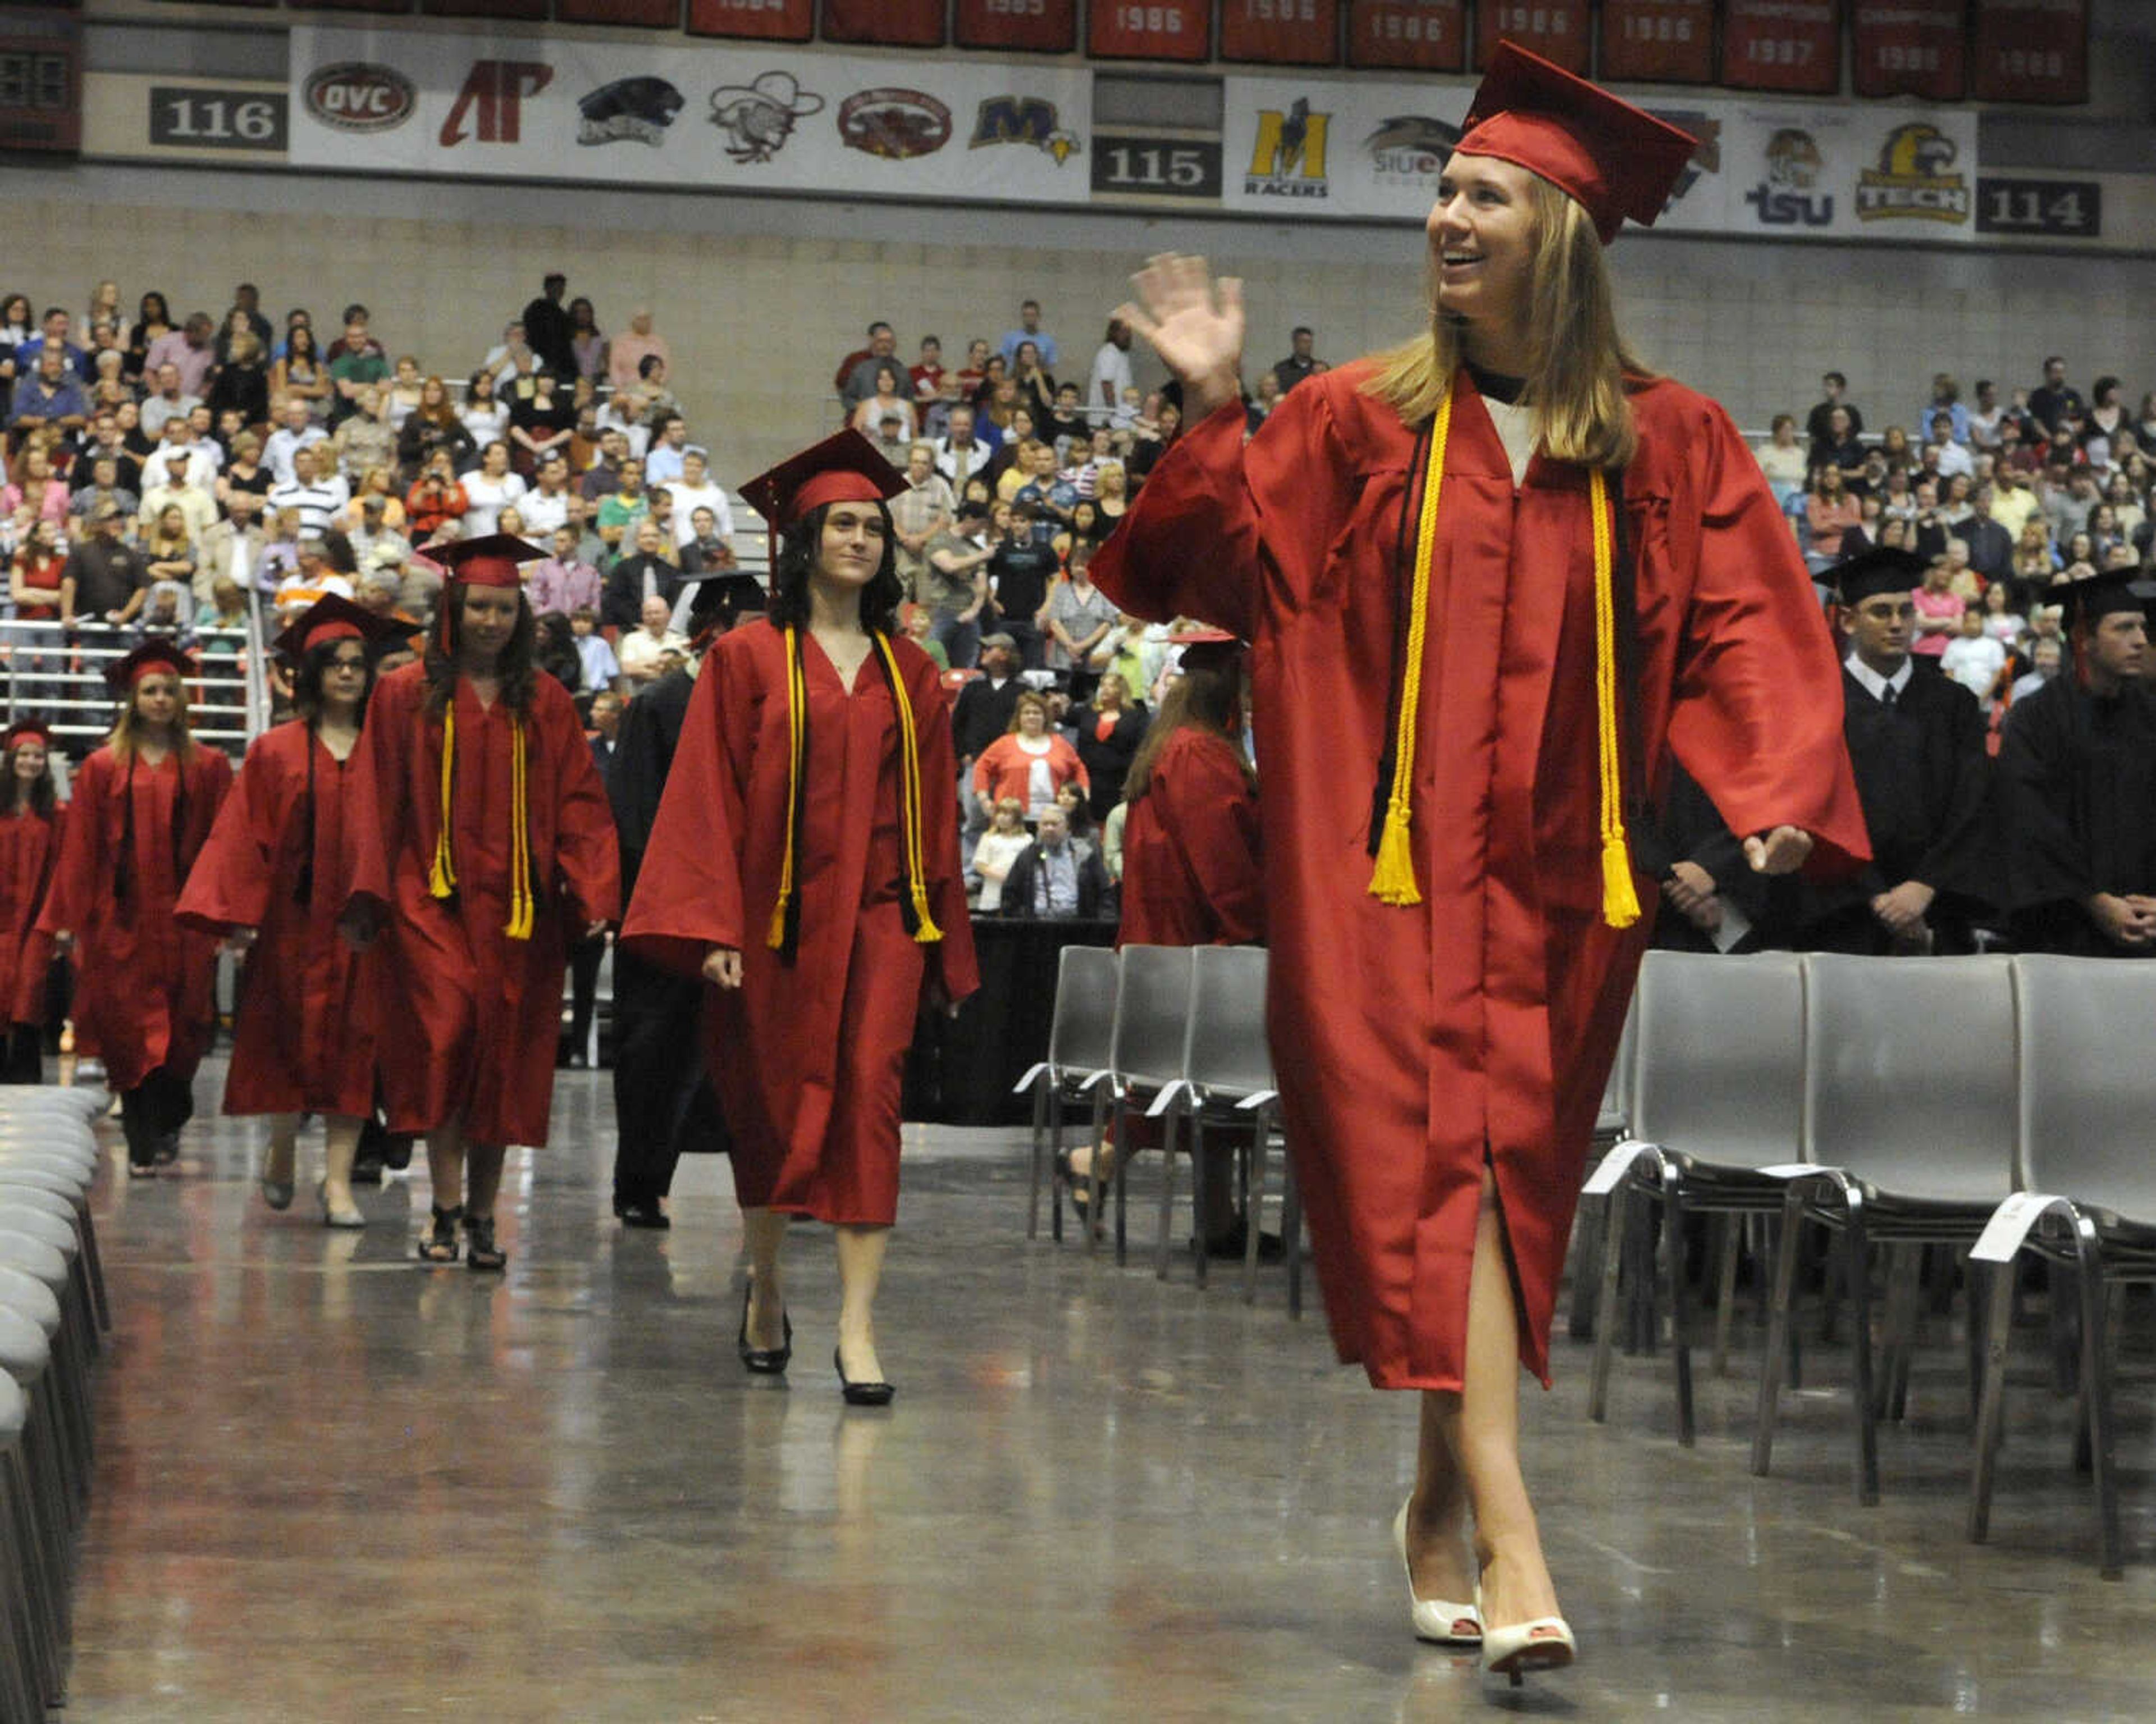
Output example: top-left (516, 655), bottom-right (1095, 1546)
top-left (969, 691), bottom-right (1087, 823)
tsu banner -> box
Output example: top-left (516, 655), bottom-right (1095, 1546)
top-left (287, 26), bottom-right (1091, 207)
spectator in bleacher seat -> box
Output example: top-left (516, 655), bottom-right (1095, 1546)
top-left (565, 605), bottom-right (620, 696)
top-left (636, 354), bottom-right (681, 426)
top-left (933, 403), bottom-right (991, 496)
top-left (270, 322), bottom-right (329, 421)
top-left (1926, 410), bottom-right (1974, 484)
top-left (460, 441), bottom-right (528, 539)
top-left (263, 396), bottom-right (327, 487)
top-left (1802, 464), bottom-right (1862, 575)
top-left (141, 448), bottom-right (217, 543)
top-left (76, 408), bottom-right (140, 494)
top-left (849, 363), bottom-right (917, 444)
top-left (1805, 369), bottom-right (1863, 463)
top-left (1272, 325), bottom-right (1321, 396)
top-left (1044, 381), bottom-right (1088, 458)
top-left (1067, 668), bottom-right (1146, 822)
top-left (404, 447), bottom-right (469, 542)
top-left (643, 416), bottom-right (689, 486)
top-left (527, 523), bottom-right (602, 621)
top-left (509, 364), bottom-right (576, 477)
top-left (971, 690), bottom-right (1086, 824)
top-left (1999, 566), bottom-right (2156, 955)
top-left (0, 294), bottom-right (30, 371)
top-left (268, 443), bottom-right (349, 541)
top-left (989, 498), bottom-right (1057, 668)
top-left (869, 409), bottom-right (911, 467)
top-left (1011, 341), bottom-right (1058, 426)
top-left (2027, 355), bottom-right (2084, 439)
top-left (331, 385), bottom-right (396, 486)
top-left (602, 514), bottom-right (678, 632)
top-left (998, 802), bottom-right (1111, 922)
top-left (920, 499), bottom-right (993, 672)
top-left (4, 439), bottom-right (70, 532)
top-left (195, 489), bottom-right (268, 606)
top-left (118, 291), bottom-right (168, 385)
top-left (9, 342), bottom-right (90, 442)
top-left (217, 432), bottom-right (270, 518)
top-left (1917, 373), bottom-right (1968, 446)
top-left (1123, 399), bottom-right (1177, 487)
top-left (340, 468), bottom-right (404, 538)
top-left (517, 452), bottom-right (574, 541)
top-left (683, 507), bottom-right (736, 577)
top-left (1244, 371), bottom-right (1281, 435)
top-left (969, 796), bottom-right (1029, 912)
top-left (40, 637), bottom-right (234, 1174)
top-left (1044, 548), bottom-right (1118, 697)
top-left (396, 376), bottom-right (469, 481)
top-left (0, 719), bottom-right (62, 1083)
top-left (565, 297), bottom-right (606, 387)
top-left (68, 454), bottom-right (136, 528)
top-left (381, 354), bottom-right (424, 430)
top-left (667, 449), bottom-right (731, 548)
top-left (889, 440), bottom-right (953, 602)
top-left (325, 313), bottom-right (387, 429)
top-left (834, 320), bottom-right (896, 407)
top-left (143, 312), bottom-right (216, 401)
top-left (147, 413), bottom-right (213, 494)
top-left (206, 331), bottom-right (270, 434)
top-left (520, 272), bottom-right (576, 381)
top-left (458, 367), bottom-right (509, 455)
top-left (998, 299), bottom-right (1057, 369)
top-left (1908, 553), bottom-right (1964, 663)
top-left (1753, 413), bottom-right (1807, 509)
top-left (618, 592), bottom-right (689, 688)
top-left (908, 335), bottom-right (949, 432)
top-left (607, 307), bottom-right (670, 399)
top-left (596, 458), bottom-right (648, 558)
top-left (1940, 605), bottom-right (2009, 705)
top-left (578, 427), bottom-right (628, 503)
top-left (62, 499), bottom-right (147, 622)
top-left (2012, 635), bottom-right (2064, 701)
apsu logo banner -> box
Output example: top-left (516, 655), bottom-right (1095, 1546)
top-left (303, 62), bottom-right (415, 134)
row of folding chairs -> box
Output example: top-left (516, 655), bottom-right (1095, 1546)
top-left (1582, 949), bottom-right (2156, 1577)
top-left (1015, 943), bottom-right (1305, 1313)
top-left (0, 1083), bottom-right (115, 1720)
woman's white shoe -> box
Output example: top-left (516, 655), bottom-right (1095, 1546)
top-left (1391, 1500), bottom-right (1484, 1647)
top-left (1482, 1616), bottom-right (1575, 1685)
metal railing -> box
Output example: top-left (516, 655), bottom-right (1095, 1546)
top-left (0, 615), bottom-right (267, 757)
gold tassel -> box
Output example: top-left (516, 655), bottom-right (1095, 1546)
top-left (873, 632), bottom-right (944, 943)
top-left (503, 717), bottom-right (534, 941)
top-left (1368, 390), bottom-right (1452, 906)
top-left (1590, 470), bottom-right (1640, 929)
top-left (428, 700), bottom-right (458, 899)
top-left (767, 626), bottom-right (805, 951)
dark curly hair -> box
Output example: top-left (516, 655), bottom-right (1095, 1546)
top-left (290, 635), bottom-right (378, 724)
top-left (423, 586), bottom-right (538, 716)
top-left (766, 500), bottom-right (903, 634)
top-left (0, 741), bottom-right (56, 818)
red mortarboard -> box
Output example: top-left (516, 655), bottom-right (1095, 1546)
top-left (104, 636), bottom-right (198, 692)
top-left (271, 592), bottom-right (410, 662)
top-left (741, 428), bottom-right (908, 530)
top-left (430, 532), bottom-right (545, 650)
top-left (1167, 626), bottom-right (1245, 673)
top-left (2, 720), bottom-right (52, 750)
top-left (1453, 42), bottom-right (1700, 244)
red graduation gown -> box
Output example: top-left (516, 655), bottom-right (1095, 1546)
top-left (1117, 728), bottom-right (1264, 949)
top-left (620, 621), bottom-right (979, 1226)
top-left (175, 722), bottom-right (380, 1118)
top-left (0, 805), bottom-right (62, 1027)
top-left (344, 662), bottom-right (619, 1147)
top-left (1090, 369), bottom-right (1867, 1391)
top-left (37, 745), bottom-right (234, 1092)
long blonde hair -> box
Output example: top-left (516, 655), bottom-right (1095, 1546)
top-left (106, 672), bottom-right (197, 765)
top-left (1364, 175), bottom-right (1646, 469)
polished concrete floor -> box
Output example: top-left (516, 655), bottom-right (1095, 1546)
top-left (40, 1058), bottom-right (2156, 1721)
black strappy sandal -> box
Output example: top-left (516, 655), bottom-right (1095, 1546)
top-left (418, 1203), bottom-right (463, 1264)
top-left (463, 1211), bottom-right (507, 1273)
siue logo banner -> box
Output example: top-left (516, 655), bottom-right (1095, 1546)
top-left (1361, 114), bottom-right (1458, 190)
top-left (1245, 98), bottom-right (1330, 199)
top-left (577, 77), bottom-right (683, 147)
top-left (1744, 125), bottom-right (1833, 227)
top-left (1857, 123), bottom-right (1970, 225)
top-left (970, 96), bottom-right (1079, 166)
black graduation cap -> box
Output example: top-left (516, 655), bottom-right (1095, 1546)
top-left (685, 570), bottom-right (768, 630)
top-left (2052, 564), bottom-right (2156, 629)
top-left (1831, 545), bottom-right (1928, 608)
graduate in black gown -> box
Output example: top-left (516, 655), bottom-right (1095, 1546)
top-left (605, 570), bottom-right (764, 1226)
top-left (1643, 764), bottom-right (1783, 954)
top-left (1997, 565), bottom-right (2156, 956)
top-left (1792, 546), bottom-right (1997, 954)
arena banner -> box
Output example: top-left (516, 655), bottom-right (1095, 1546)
top-left (820, 0), bottom-right (944, 48)
top-left (1219, 0), bottom-right (1345, 66)
top-left (287, 26), bottom-right (1090, 206)
top-left (1719, 101), bottom-right (1980, 242)
top-left (559, 0), bottom-right (680, 22)
top-left (1088, 1), bottom-right (1211, 61)
top-left (1968, 0), bottom-right (2089, 103)
top-left (422, 1), bottom-right (549, 18)
top-left (954, 0), bottom-right (1080, 53)
top-left (1473, 1), bottom-right (1589, 73)
top-left (1597, 0), bottom-right (1717, 85)
top-left (1345, 0), bottom-right (1466, 70)
top-left (1721, 0), bottom-right (1842, 95)
top-left (1851, 1), bottom-right (1968, 101)
top-left (686, 0), bottom-right (814, 42)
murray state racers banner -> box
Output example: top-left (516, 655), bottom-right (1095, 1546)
top-left (1474, 1), bottom-right (1589, 73)
top-left (686, 0), bottom-right (814, 42)
top-left (1598, 0), bottom-right (1716, 84)
top-left (955, 0), bottom-right (1079, 53)
top-left (1089, 1), bottom-right (1211, 60)
top-left (1220, 0), bottom-right (1344, 65)
top-left (1970, 0), bottom-right (2089, 104)
top-left (289, 26), bottom-right (1090, 206)
top-left (1852, 1), bottom-right (1968, 100)
top-left (821, 0), bottom-right (944, 47)
top-left (1347, 0), bottom-right (1466, 70)
top-left (1721, 0), bottom-right (1842, 95)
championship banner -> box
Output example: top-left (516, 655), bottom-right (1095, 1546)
top-left (955, 0), bottom-right (1079, 53)
top-left (687, 0), bottom-right (813, 42)
top-left (1346, 0), bottom-right (1466, 71)
top-left (1598, 0), bottom-right (1716, 84)
top-left (1721, 0), bottom-right (1841, 95)
top-left (1088, 2), bottom-right (1211, 61)
top-left (1473, 1), bottom-right (1589, 73)
top-left (288, 26), bottom-right (1090, 207)
top-left (1851, 1), bottom-right (1968, 101)
top-left (821, 0), bottom-right (944, 48)
top-left (1219, 0), bottom-right (1344, 66)
top-left (423, 2), bottom-right (548, 18)
top-left (1969, 0), bottom-right (2089, 104)
top-left (560, 0), bottom-right (680, 22)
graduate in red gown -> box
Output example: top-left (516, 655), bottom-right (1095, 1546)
top-left (622, 430), bottom-right (978, 1405)
top-left (0, 721), bottom-right (64, 1084)
top-left (39, 639), bottom-right (235, 1173)
top-left (177, 596), bottom-right (405, 1227)
top-left (341, 535), bottom-right (620, 1270)
top-left (1091, 46), bottom-right (1867, 1677)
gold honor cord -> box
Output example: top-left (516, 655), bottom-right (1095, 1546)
top-left (767, 625), bottom-right (809, 952)
top-left (1367, 398), bottom-right (1639, 929)
top-left (426, 700), bottom-right (538, 941)
top-left (871, 630), bottom-right (944, 945)
top-left (428, 700), bottom-right (459, 900)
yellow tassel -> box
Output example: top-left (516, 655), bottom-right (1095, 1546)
top-left (1369, 802), bottom-right (1422, 906)
top-left (1601, 836), bottom-right (1642, 928)
top-left (1367, 390), bottom-right (1452, 906)
top-left (1589, 469), bottom-right (1637, 931)
top-left (428, 699), bottom-right (458, 900)
top-left (874, 631), bottom-right (944, 946)
top-left (503, 717), bottom-right (534, 941)
top-left (767, 627), bottom-right (804, 952)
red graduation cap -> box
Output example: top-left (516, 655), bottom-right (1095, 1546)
top-left (429, 531), bottom-right (546, 651)
top-left (2, 720), bottom-right (52, 751)
top-left (271, 592), bottom-right (410, 662)
top-left (103, 635), bottom-right (198, 693)
top-left (741, 428), bottom-right (908, 531)
top-left (1167, 625), bottom-right (1244, 674)
top-left (1453, 42), bottom-right (1700, 245)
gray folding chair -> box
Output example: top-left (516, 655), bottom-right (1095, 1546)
top-left (1585, 952), bottom-right (1807, 1445)
top-left (1143, 946), bottom-right (1303, 1308)
top-left (0, 1369), bottom-right (47, 1723)
top-left (1969, 956), bottom-right (2156, 1579)
top-left (1752, 954), bottom-right (2018, 1506)
top-left (0, 1311), bottom-right (63, 1714)
top-left (0, 1163), bottom-right (106, 1336)
top-left (1096, 946), bottom-right (1195, 1266)
top-left (1013, 945), bottom-right (1122, 1244)
top-left (1568, 1000), bottom-right (1639, 1342)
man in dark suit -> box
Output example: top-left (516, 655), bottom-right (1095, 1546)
top-left (601, 517), bottom-right (681, 632)
top-left (999, 805), bottom-right (1114, 921)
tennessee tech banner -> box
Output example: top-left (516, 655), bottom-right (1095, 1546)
top-left (288, 25), bottom-right (1090, 206)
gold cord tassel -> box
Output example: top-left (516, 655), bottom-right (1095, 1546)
top-left (1368, 390), bottom-right (1453, 906)
top-left (768, 626), bottom-right (806, 951)
top-left (1590, 470), bottom-right (1641, 929)
top-left (428, 700), bottom-right (458, 900)
top-left (504, 717), bottom-right (534, 941)
top-left (874, 632), bottom-right (944, 944)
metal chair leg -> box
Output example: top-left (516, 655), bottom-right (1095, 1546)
top-left (1569, 1196), bottom-right (1606, 1342)
top-left (1587, 1175), bottom-right (1630, 1425)
top-left (1711, 1214), bottom-right (1743, 1378)
top-left (1242, 1118), bottom-right (1264, 1305)
top-left (1083, 1089), bottom-right (1111, 1258)
top-left (1844, 1193), bottom-right (1881, 1507)
top-left (1154, 1101), bottom-right (1179, 1280)
top-left (1190, 1113), bottom-right (1209, 1290)
top-left (1662, 1164), bottom-right (1696, 1448)
top-left (1751, 1185), bottom-right (1807, 1477)
top-left (1968, 1257), bottom-right (2017, 1545)
top-left (1280, 1118), bottom-right (1303, 1320)
top-left (1047, 1086), bottom-right (1066, 1244)
top-left (1026, 1077), bottom-right (1048, 1240)
top-left (2067, 1220), bottom-right (2122, 1579)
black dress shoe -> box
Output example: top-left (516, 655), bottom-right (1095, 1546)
top-left (1195, 1220), bottom-right (1285, 1264)
top-left (834, 1347), bottom-right (895, 1407)
top-left (615, 1198), bottom-right (670, 1230)
top-left (737, 1283), bottom-right (791, 1374)
top-left (381, 1135), bottom-right (414, 1172)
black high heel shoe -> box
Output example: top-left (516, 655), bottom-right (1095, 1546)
top-left (834, 1347), bottom-right (894, 1407)
top-left (737, 1282), bottom-right (792, 1374)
